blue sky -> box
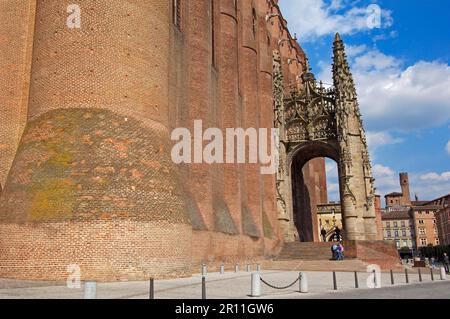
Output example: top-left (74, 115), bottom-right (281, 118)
top-left (279, 0), bottom-right (450, 202)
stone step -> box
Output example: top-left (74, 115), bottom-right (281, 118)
top-left (275, 242), bottom-right (339, 261)
top-left (263, 259), bottom-right (369, 272)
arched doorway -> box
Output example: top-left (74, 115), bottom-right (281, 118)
top-left (290, 142), bottom-right (342, 243)
top-left (273, 34), bottom-right (378, 242)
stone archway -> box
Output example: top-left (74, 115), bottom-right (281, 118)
top-left (290, 142), bottom-right (341, 243)
top-left (273, 34), bottom-right (378, 243)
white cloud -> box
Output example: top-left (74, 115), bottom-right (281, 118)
top-left (366, 131), bottom-right (404, 150)
top-left (373, 164), bottom-right (395, 177)
top-left (446, 140), bottom-right (450, 156)
top-left (319, 49), bottom-right (450, 133)
top-left (280, 0), bottom-right (393, 42)
top-left (420, 172), bottom-right (450, 182)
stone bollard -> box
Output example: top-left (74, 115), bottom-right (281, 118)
top-left (201, 264), bottom-right (207, 277)
top-left (299, 272), bottom-right (308, 293)
top-left (440, 268), bottom-right (447, 281)
top-left (250, 273), bottom-right (261, 297)
top-left (246, 264), bottom-right (251, 272)
top-left (220, 263), bottom-right (225, 275)
top-left (84, 282), bottom-right (97, 299)
top-left (235, 264), bottom-right (240, 273)
top-left (256, 264), bottom-right (261, 273)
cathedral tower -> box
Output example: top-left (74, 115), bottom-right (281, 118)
top-left (333, 33), bottom-right (378, 240)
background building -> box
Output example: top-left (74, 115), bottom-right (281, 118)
top-left (382, 211), bottom-right (414, 251)
top-left (436, 207), bottom-right (450, 246)
top-left (410, 206), bottom-right (440, 248)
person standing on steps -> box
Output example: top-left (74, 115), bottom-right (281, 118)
top-left (334, 226), bottom-right (341, 242)
top-left (443, 253), bottom-right (450, 274)
top-left (321, 228), bottom-right (327, 242)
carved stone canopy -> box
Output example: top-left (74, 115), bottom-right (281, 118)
top-left (284, 74), bottom-right (337, 144)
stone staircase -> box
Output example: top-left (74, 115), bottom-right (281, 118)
top-left (275, 242), bottom-right (335, 261)
top-left (268, 242), bottom-right (369, 272)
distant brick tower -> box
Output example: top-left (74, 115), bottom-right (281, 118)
top-left (399, 172), bottom-right (411, 206)
top-left (0, 1), bottom-right (191, 281)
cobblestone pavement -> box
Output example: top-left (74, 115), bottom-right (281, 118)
top-left (0, 270), bottom-right (448, 299)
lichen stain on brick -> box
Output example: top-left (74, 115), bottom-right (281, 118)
top-left (0, 108), bottom-right (190, 225)
top-left (28, 178), bottom-right (75, 221)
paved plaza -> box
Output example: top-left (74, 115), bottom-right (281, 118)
top-left (0, 269), bottom-right (448, 299)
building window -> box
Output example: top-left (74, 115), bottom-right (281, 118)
top-left (395, 230), bottom-right (399, 237)
top-left (401, 221), bottom-right (406, 227)
top-left (386, 222), bottom-right (390, 228)
top-left (402, 230), bottom-right (407, 237)
top-left (387, 231), bottom-right (391, 238)
top-left (396, 241), bottom-right (400, 248)
top-left (173, 0), bottom-right (182, 30)
top-left (436, 238), bottom-right (440, 245)
top-left (419, 228), bottom-right (426, 235)
top-left (394, 222), bottom-right (398, 227)
top-left (421, 238), bottom-right (427, 246)
top-left (419, 220), bottom-right (425, 225)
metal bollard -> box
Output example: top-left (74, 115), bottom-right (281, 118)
top-left (332, 272), bottom-right (338, 290)
top-left (390, 270), bottom-right (395, 285)
top-left (418, 268), bottom-right (422, 282)
top-left (149, 278), bottom-right (154, 299)
top-left (246, 264), bottom-right (251, 272)
top-left (250, 273), bottom-right (261, 297)
top-left (220, 263), bottom-right (225, 275)
top-left (202, 276), bottom-right (206, 299)
top-left (354, 272), bottom-right (359, 289)
top-left (299, 272), bottom-right (308, 293)
top-left (84, 281), bottom-right (97, 299)
top-left (372, 269), bottom-right (377, 288)
top-left (405, 269), bottom-right (409, 284)
top-left (440, 267), bottom-right (447, 281)
top-left (256, 264), bottom-right (261, 273)
top-left (431, 268), bottom-right (435, 281)
top-left (201, 264), bottom-right (207, 277)
top-left (235, 264), bottom-right (240, 273)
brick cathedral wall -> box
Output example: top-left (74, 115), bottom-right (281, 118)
top-left (0, 0), bottom-right (192, 281)
top-left (0, 0), bottom-right (327, 280)
top-left (0, 1), bottom-right (36, 188)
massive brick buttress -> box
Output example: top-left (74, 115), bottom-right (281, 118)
top-left (0, 0), bottom-right (192, 281)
